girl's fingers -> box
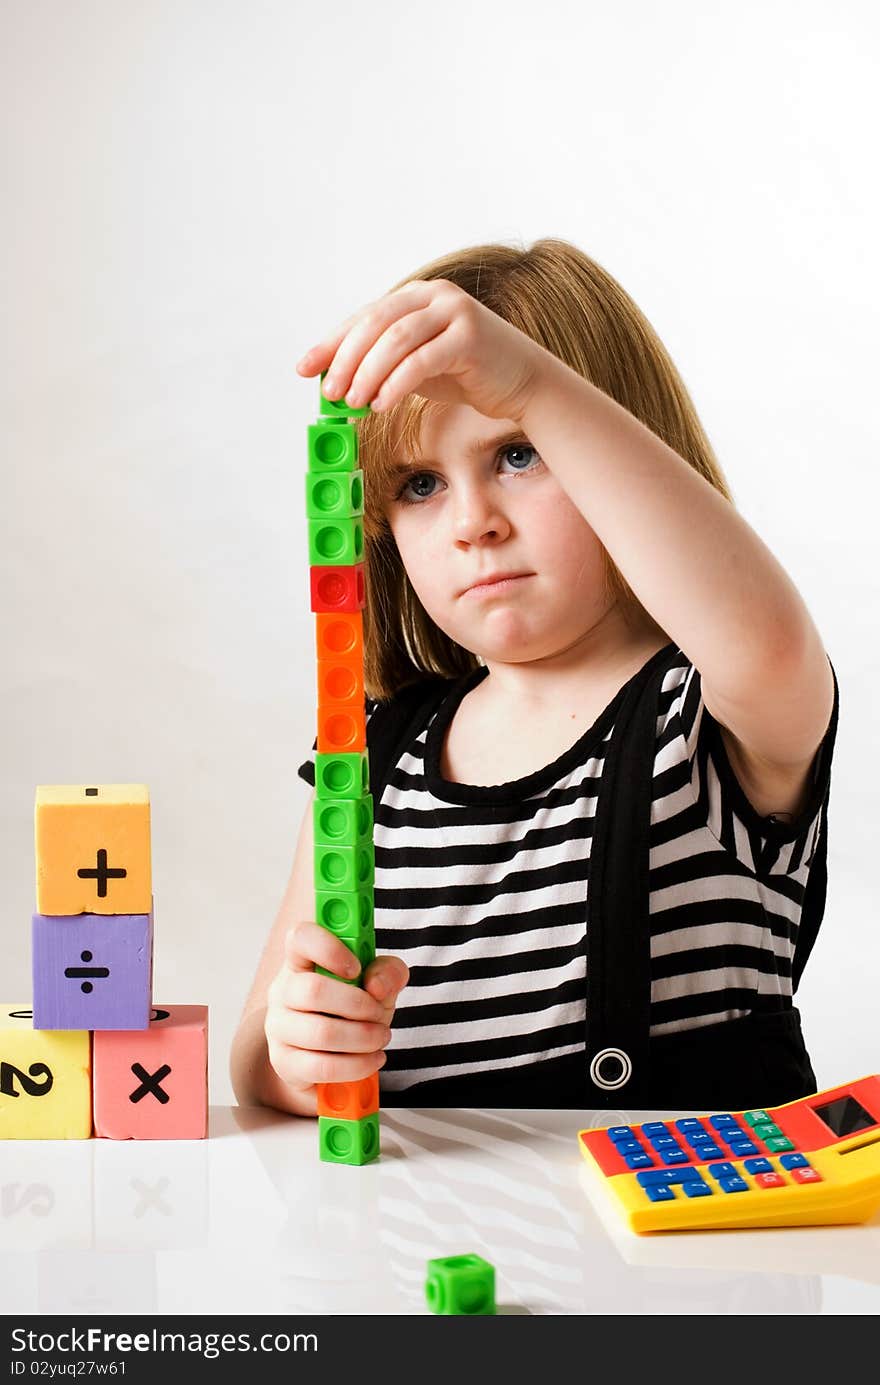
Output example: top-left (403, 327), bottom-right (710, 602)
top-left (296, 303), bottom-right (373, 375)
top-left (269, 1044), bottom-right (387, 1090)
top-left (267, 1006), bottom-right (392, 1056)
top-left (370, 331), bottom-right (458, 413)
top-left (347, 303), bottom-right (450, 410)
top-left (281, 966), bottom-right (387, 1025)
top-left (284, 920), bottom-right (361, 981)
top-left (317, 282), bottom-right (440, 401)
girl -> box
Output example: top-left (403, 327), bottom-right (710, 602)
top-left (229, 238), bottom-right (838, 1116)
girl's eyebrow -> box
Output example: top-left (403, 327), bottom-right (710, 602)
top-left (389, 427), bottom-right (528, 474)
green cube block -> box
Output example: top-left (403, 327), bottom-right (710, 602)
top-left (319, 372), bottom-right (371, 418)
top-left (315, 841), bottom-right (375, 892)
top-left (308, 515), bottom-right (364, 565)
top-left (316, 930), bottom-right (376, 986)
top-left (425, 1255), bottom-right (496, 1315)
top-left (314, 884), bottom-right (374, 941)
top-left (313, 795), bottom-right (374, 848)
top-left (307, 421), bottom-right (358, 472)
top-left (314, 752), bottom-right (369, 800)
top-left (305, 469), bottom-right (364, 521)
top-left (318, 1112), bottom-right (380, 1165)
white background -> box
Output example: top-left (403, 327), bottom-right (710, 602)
top-left (2, 1), bottom-right (878, 1107)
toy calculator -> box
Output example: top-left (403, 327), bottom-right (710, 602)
top-left (578, 1074), bottom-right (880, 1233)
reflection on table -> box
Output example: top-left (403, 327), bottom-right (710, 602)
top-left (1, 1105), bottom-right (878, 1314)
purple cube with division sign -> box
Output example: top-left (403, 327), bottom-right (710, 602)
top-left (32, 909), bottom-right (153, 1030)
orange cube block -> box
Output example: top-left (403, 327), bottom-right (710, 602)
top-left (317, 654), bottom-right (364, 707)
top-left (316, 1072), bottom-right (380, 1121)
top-left (93, 1004), bottom-right (208, 1140)
top-left (315, 611), bottom-right (363, 665)
top-left (35, 785), bottom-right (152, 917)
top-left (315, 611), bottom-right (366, 753)
top-left (317, 701), bottom-right (366, 754)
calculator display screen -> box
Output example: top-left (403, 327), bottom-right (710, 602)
top-left (813, 1095), bottom-right (876, 1137)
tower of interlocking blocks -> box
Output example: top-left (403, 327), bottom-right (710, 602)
top-left (307, 376), bottom-right (380, 1166)
top-left (0, 783), bottom-right (208, 1140)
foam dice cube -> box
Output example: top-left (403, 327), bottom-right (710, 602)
top-left (314, 752), bottom-right (369, 800)
top-left (35, 784), bottom-right (152, 916)
top-left (425, 1254), bottom-right (496, 1315)
top-left (33, 910), bottom-right (153, 1031)
top-left (93, 1004), bottom-right (208, 1140)
top-left (0, 1005), bottom-right (91, 1139)
top-left (309, 564), bottom-right (365, 614)
top-left (313, 795), bottom-right (373, 849)
top-left (307, 515), bottom-right (364, 566)
top-left (318, 1112), bottom-right (380, 1165)
top-left (307, 420), bottom-right (358, 472)
top-left (317, 1072), bottom-right (380, 1121)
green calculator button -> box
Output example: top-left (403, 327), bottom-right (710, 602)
top-left (764, 1136), bottom-right (796, 1153)
top-left (752, 1122), bottom-right (783, 1140)
top-left (744, 1109), bottom-right (771, 1126)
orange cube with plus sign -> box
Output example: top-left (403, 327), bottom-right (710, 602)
top-left (35, 785), bottom-right (152, 917)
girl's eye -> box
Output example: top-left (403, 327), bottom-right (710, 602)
top-left (500, 443), bottom-right (539, 473)
top-left (392, 442), bottom-right (542, 505)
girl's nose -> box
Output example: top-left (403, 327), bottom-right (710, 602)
top-left (451, 489), bottom-right (512, 545)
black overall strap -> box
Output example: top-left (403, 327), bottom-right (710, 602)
top-left (585, 642), bottom-right (679, 1106)
top-left (791, 659), bottom-right (839, 991)
top-left (366, 675), bottom-right (455, 806)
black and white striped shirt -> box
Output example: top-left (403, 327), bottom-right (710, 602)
top-left (298, 648), bottom-right (838, 1094)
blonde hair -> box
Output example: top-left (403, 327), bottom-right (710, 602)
top-left (354, 237), bottom-right (733, 701)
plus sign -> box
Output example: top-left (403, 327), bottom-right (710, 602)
top-left (77, 848), bottom-right (127, 898)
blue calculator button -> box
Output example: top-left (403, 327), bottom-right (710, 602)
top-left (645, 1185), bottom-right (676, 1202)
top-left (637, 1170), bottom-right (673, 1186)
top-left (719, 1175), bottom-right (749, 1193)
top-left (675, 1118), bottom-right (705, 1132)
top-left (707, 1162), bottom-right (736, 1180)
top-left (625, 1153), bottom-right (655, 1169)
top-left (780, 1152), bottom-right (809, 1170)
top-left (615, 1140), bottom-right (643, 1155)
top-left (607, 1126), bottom-right (635, 1142)
top-left (661, 1150), bottom-right (688, 1165)
top-left (641, 1122), bottom-right (670, 1136)
top-left (687, 1142), bottom-right (721, 1157)
top-left (743, 1157), bottom-right (774, 1174)
top-left (727, 1140), bottom-right (759, 1156)
top-left (682, 1180), bottom-right (712, 1197)
top-left (649, 1136), bottom-right (678, 1150)
top-left (709, 1114), bottom-right (738, 1129)
top-left (637, 1168), bottom-right (703, 1187)
top-left (675, 1165), bottom-right (704, 1182)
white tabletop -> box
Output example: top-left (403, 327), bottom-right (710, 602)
top-left (2, 1104), bottom-right (879, 1316)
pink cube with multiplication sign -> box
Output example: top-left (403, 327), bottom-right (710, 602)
top-left (92, 1003), bottom-right (208, 1140)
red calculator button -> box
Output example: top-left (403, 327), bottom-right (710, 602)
top-left (791, 1167), bottom-right (823, 1184)
top-left (754, 1172), bottom-right (787, 1189)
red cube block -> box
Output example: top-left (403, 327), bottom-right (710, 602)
top-left (310, 565), bottom-right (365, 613)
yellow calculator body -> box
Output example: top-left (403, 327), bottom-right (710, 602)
top-left (578, 1074), bottom-right (880, 1233)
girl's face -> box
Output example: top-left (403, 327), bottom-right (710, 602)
top-left (383, 403), bottom-right (613, 663)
